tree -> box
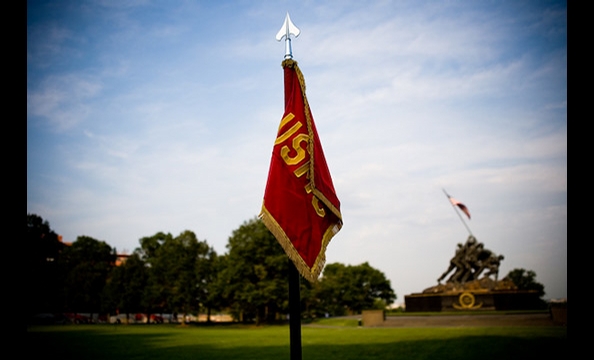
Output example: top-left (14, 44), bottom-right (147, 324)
top-left (313, 262), bottom-right (396, 316)
top-left (163, 230), bottom-right (202, 322)
top-left (135, 231), bottom-right (170, 318)
top-left (27, 213), bottom-right (64, 264)
top-left (195, 243), bottom-right (219, 322)
top-left (26, 214), bottom-right (66, 315)
top-left (208, 253), bottom-right (233, 318)
top-left (220, 217), bottom-right (289, 325)
top-left (103, 252), bottom-right (148, 323)
top-left (135, 230), bottom-right (215, 324)
top-left (504, 268), bottom-right (546, 298)
top-left (60, 235), bottom-right (116, 318)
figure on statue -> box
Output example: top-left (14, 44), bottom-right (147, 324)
top-left (437, 235), bottom-right (504, 285)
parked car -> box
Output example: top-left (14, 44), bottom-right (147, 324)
top-left (150, 314), bottom-right (164, 323)
top-left (63, 313), bottom-right (91, 324)
top-left (108, 313), bottom-right (166, 324)
top-left (97, 314), bottom-right (108, 323)
top-left (152, 313), bottom-right (177, 323)
top-left (134, 313), bottom-right (146, 323)
top-left (109, 313), bottom-right (132, 324)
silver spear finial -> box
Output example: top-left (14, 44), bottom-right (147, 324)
top-left (276, 12), bottom-right (300, 59)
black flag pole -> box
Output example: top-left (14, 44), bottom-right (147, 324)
top-left (277, 12), bottom-right (302, 360)
top-left (288, 260), bottom-right (302, 360)
top-left (443, 188), bottom-right (473, 236)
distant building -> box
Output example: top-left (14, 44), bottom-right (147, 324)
top-left (58, 234), bottom-right (130, 266)
top-left (115, 253), bottom-right (130, 266)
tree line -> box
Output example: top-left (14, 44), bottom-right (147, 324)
top-left (26, 214), bottom-right (396, 325)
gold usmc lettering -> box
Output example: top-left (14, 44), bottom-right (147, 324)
top-left (275, 113), bottom-right (300, 145)
top-left (311, 197), bottom-right (326, 217)
top-left (281, 133), bottom-right (308, 165)
top-left (275, 112), bottom-right (325, 218)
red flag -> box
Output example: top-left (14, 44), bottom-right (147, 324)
top-left (448, 196), bottom-right (471, 220)
top-left (259, 59), bottom-right (342, 282)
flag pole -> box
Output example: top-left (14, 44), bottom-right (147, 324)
top-left (288, 260), bottom-right (302, 360)
top-left (442, 188), bottom-right (473, 236)
top-left (277, 12), bottom-right (302, 360)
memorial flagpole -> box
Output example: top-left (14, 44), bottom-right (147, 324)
top-left (277, 12), bottom-right (302, 360)
top-left (443, 188), bottom-right (473, 236)
top-left (264, 13), bottom-right (342, 359)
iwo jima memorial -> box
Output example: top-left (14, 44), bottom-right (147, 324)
top-left (404, 191), bottom-right (543, 312)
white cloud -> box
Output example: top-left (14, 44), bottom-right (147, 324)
top-left (27, 75), bottom-right (103, 132)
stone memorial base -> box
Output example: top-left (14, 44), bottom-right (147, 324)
top-left (404, 278), bottom-right (543, 312)
top-left (549, 300), bottom-right (567, 326)
top-left (361, 310), bottom-right (385, 326)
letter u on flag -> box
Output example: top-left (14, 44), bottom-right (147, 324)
top-left (259, 59), bottom-right (343, 282)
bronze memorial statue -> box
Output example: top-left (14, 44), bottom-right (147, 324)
top-left (404, 234), bottom-right (543, 311)
top-left (403, 234), bottom-right (524, 311)
top-left (437, 235), bottom-right (504, 285)
top-left (405, 192), bottom-right (543, 311)
top-left (417, 233), bottom-right (516, 299)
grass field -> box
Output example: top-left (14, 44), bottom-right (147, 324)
top-left (27, 320), bottom-right (567, 360)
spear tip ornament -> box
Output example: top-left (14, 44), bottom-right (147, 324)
top-left (276, 12), bottom-right (300, 59)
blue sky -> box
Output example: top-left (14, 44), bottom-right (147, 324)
top-left (27, 0), bottom-right (567, 303)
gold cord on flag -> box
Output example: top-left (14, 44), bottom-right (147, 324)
top-left (281, 59), bottom-right (342, 221)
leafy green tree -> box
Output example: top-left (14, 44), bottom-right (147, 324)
top-left (504, 268), bottom-right (545, 297)
top-left (137, 232), bottom-right (172, 319)
top-left (220, 217), bottom-right (289, 325)
top-left (314, 262), bottom-right (396, 316)
top-left (312, 263), bottom-right (349, 316)
top-left (196, 243), bottom-right (220, 322)
top-left (136, 230), bottom-right (214, 323)
top-left (26, 214), bottom-right (66, 315)
top-left (208, 253), bottom-right (232, 317)
top-left (103, 252), bottom-right (148, 322)
top-left (163, 230), bottom-right (201, 322)
top-left (61, 235), bottom-right (116, 319)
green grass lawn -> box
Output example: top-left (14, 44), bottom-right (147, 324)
top-left (27, 322), bottom-right (566, 360)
